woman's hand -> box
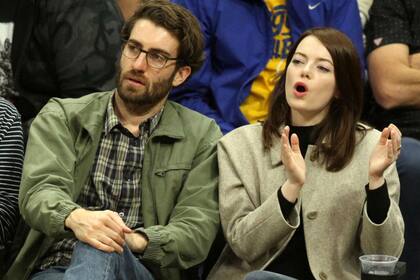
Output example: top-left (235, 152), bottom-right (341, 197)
top-left (280, 126), bottom-right (306, 202)
top-left (368, 124), bottom-right (402, 189)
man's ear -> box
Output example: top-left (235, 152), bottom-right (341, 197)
top-left (172, 66), bottom-right (191, 87)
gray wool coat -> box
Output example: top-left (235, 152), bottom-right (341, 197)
top-left (208, 123), bottom-right (404, 280)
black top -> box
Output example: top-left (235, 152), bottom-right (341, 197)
top-left (267, 125), bottom-right (389, 279)
top-left (267, 125), bottom-right (317, 279)
top-left (364, 0), bottom-right (420, 140)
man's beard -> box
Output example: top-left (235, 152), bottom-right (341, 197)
top-left (116, 68), bottom-right (176, 108)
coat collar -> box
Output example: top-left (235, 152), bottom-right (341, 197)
top-left (268, 124), bottom-right (284, 167)
top-left (270, 138), bottom-right (283, 167)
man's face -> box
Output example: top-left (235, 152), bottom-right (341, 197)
top-left (117, 19), bottom-right (187, 107)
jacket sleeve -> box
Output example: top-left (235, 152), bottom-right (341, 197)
top-left (142, 121), bottom-right (222, 269)
top-left (360, 162), bottom-right (405, 257)
top-left (217, 136), bottom-right (300, 264)
top-left (19, 100), bottom-right (80, 238)
top-left (0, 105), bottom-right (24, 246)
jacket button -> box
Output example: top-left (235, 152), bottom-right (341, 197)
top-left (307, 211), bottom-right (318, 220)
top-left (319, 272), bottom-right (328, 280)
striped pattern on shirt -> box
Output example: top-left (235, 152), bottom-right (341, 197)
top-left (0, 97), bottom-right (24, 247)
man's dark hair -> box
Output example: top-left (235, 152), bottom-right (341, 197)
top-left (121, 0), bottom-right (205, 74)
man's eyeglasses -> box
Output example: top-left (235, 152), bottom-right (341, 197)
top-left (122, 40), bottom-right (178, 69)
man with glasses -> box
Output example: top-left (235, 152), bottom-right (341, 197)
top-left (5, 1), bottom-right (222, 279)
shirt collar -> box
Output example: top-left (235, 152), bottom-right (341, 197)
top-left (104, 92), bottom-right (164, 136)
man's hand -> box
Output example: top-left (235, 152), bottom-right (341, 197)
top-left (125, 232), bottom-right (149, 253)
top-left (65, 209), bottom-right (132, 253)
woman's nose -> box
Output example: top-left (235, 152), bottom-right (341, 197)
top-left (301, 64), bottom-right (312, 79)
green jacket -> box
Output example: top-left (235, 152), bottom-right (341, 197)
top-left (5, 91), bottom-right (222, 280)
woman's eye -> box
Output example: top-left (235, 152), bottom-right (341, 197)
top-left (318, 65), bottom-right (331, 72)
top-left (291, 58), bottom-right (303, 65)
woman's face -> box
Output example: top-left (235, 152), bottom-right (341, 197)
top-left (285, 35), bottom-right (338, 126)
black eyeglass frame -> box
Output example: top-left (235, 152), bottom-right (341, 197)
top-left (121, 39), bottom-right (179, 69)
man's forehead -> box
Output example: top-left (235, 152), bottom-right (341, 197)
top-left (130, 19), bottom-right (179, 55)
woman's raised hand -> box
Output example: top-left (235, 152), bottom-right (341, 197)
top-left (368, 124), bottom-right (402, 189)
top-left (281, 126), bottom-right (306, 187)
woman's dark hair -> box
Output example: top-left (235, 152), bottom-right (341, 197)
top-left (121, 0), bottom-right (205, 74)
top-left (262, 27), bottom-right (366, 172)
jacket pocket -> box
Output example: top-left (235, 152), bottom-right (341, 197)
top-left (152, 163), bottom-right (192, 223)
top-left (154, 163), bottom-right (192, 193)
top-left (155, 163), bottom-right (191, 176)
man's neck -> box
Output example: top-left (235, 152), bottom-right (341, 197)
top-left (113, 93), bottom-right (165, 137)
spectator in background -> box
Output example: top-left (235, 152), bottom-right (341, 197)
top-left (357, 0), bottom-right (373, 47)
top-left (357, 0), bottom-right (373, 27)
top-left (0, 0), bottom-right (25, 264)
top-left (118, 0), bottom-right (141, 21)
top-left (365, 1), bottom-right (420, 279)
top-left (169, 0), bottom-right (364, 134)
top-left (208, 28), bottom-right (404, 280)
top-left (365, 0), bottom-right (420, 140)
top-left (0, 98), bottom-right (24, 257)
top-left (0, 1), bottom-right (22, 102)
top-left (9, 0), bottom-right (125, 123)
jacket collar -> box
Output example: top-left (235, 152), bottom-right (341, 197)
top-left (150, 101), bottom-right (185, 140)
top-left (74, 91), bottom-right (185, 141)
top-left (74, 91), bottom-right (112, 140)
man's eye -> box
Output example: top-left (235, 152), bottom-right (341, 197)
top-left (148, 52), bottom-right (166, 62)
top-left (127, 43), bottom-right (138, 51)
